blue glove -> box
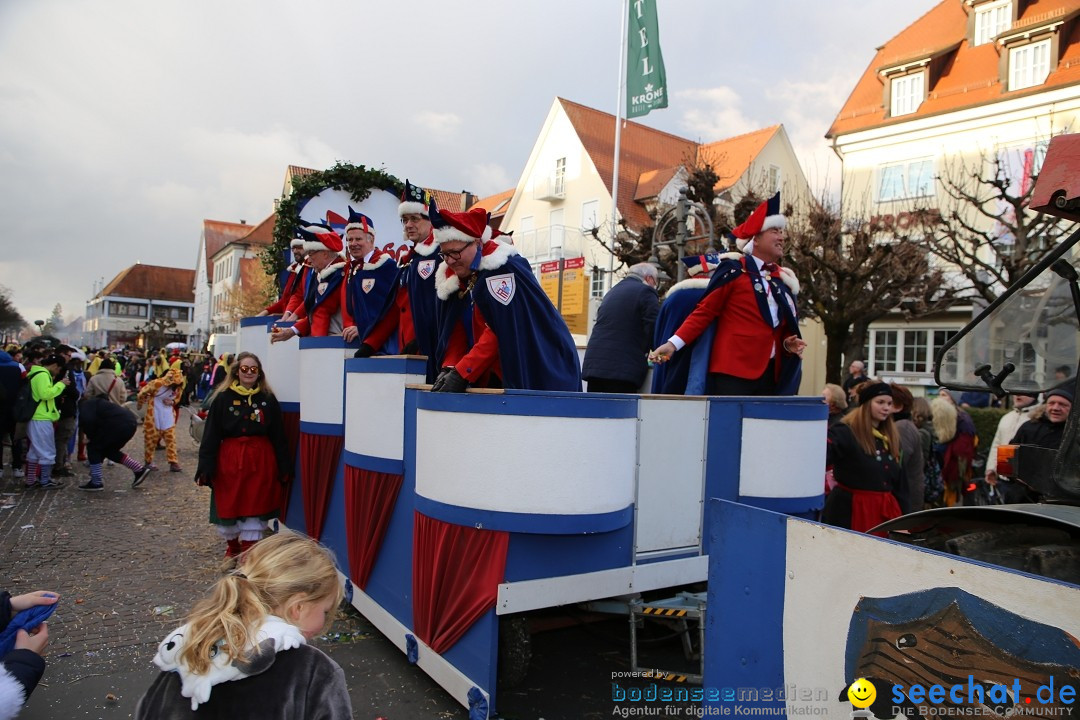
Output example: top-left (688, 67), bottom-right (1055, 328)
top-left (0, 597), bottom-right (58, 656)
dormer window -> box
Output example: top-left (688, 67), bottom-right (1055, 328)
top-left (1009, 39), bottom-right (1051, 90)
top-left (974, 0), bottom-right (1011, 46)
top-left (890, 72), bottom-right (925, 116)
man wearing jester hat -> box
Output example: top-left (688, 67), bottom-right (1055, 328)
top-left (271, 223), bottom-right (347, 341)
top-left (650, 193), bottom-right (806, 396)
top-left (428, 205), bottom-right (581, 393)
top-left (359, 181), bottom-right (442, 382)
top-left (340, 208), bottom-right (395, 344)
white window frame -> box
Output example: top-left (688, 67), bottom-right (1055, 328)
top-left (869, 327), bottom-right (960, 378)
top-left (554, 157), bottom-right (566, 196)
top-left (581, 199), bottom-right (599, 231)
top-left (1009, 39), bottom-right (1051, 91)
top-left (974, 0), bottom-right (1011, 46)
top-left (590, 269), bottom-right (607, 298)
top-left (767, 165), bottom-right (781, 194)
top-left (877, 158), bottom-right (935, 202)
top-left (890, 72), bottom-right (924, 117)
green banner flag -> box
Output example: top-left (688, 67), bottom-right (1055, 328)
top-left (626, 0), bottom-right (668, 118)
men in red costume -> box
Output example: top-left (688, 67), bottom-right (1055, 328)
top-left (271, 224), bottom-right (347, 341)
top-left (650, 193), bottom-right (805, 395)
top-left (358, 181), bottom-right (441, 381)
top-left (428, 206), bottom-right (580, 393)
top-left (340, 208), bottom-right (395, 344)
top-left (259, 236), bottom-right (307, 319)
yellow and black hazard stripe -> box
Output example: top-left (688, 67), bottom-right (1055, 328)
top-left (640, 606), bottom-right (689, 617)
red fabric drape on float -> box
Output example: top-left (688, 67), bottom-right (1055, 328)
top-left (412, 511), bottom-right (509, 654)
top-left (344, 466), bottom-right (404, 590)
top-left (279, 411), bottom-right (301, 519)
top-left (299, 432), bottom-right (343, 541)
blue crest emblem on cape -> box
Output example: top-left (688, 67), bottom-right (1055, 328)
top-left (486, 274), bottom-right (515, 305)
top-left (361, 278), bottom-right (375, 294)
top-left (417, 258), bottom-right (436, 280)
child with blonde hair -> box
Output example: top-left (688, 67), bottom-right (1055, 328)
top-left (135, 534), bottom-right (351, 719)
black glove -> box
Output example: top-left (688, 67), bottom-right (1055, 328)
top-left (431, 367), bottom-right (468, 393)
top-left (194, 469), bottom-right (212, 488)
top-left (401, 340), bottom-right (419, 355)
top-left (353, 343), bottom-right (375, 359)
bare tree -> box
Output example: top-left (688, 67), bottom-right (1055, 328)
top-left (926, 148), bottom-right (1077, 304)
top-left (220, 268), bottom-right (277, 325)
top-left (0, 285), bottom-right (26, 340)
top-left (787, 197), bottom-right (959, 384)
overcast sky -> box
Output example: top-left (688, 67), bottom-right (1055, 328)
top-left (0, 0), bottom-right (938, 325)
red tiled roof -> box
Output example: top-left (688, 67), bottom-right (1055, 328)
top-left (99, 264), bottom-right (196, 304)
top-left (828, 0), bottom-right (1080, 138)
top-left (430, 189), bottom-right (470, 213)
top-left (468, 188), bottom-right (515, 216)
top-left (634, 167), bottom-right (680, 201)
top-left (203, 219), bottom-right (251, 283)
top-left (287, 165), bottom-right (316, 178)
top-left (559, 97), bottom-right (698, 229)
top-left (236, 212), bottom-right (275, 247)
top-left (699, 125), bottom-right (781, 192)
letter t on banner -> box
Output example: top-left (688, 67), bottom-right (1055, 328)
top-left (627, 0), bottom-right (668, 118)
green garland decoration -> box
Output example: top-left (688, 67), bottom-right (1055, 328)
top-left (262, 162), bottom-right (404, 278)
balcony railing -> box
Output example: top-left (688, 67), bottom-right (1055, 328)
top-left (514, 226), bottom-right (589, 267)
top-left (533, 176), bottom-right (566, 202)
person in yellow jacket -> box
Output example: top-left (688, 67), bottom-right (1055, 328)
top-left (25, 354), bottom-right (70, 489)
top-left (137, 367), bottom-right (183, 472)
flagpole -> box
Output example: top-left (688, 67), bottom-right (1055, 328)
top-left (608, 0), bottom-right (628, 289)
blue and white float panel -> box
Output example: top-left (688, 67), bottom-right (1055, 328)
top-left (702, 500), bottom-right (1080, 718)
top-left (344, 356), bottom-right (428, 472)
top-left (298, 336), bottom-right (353, 428)
top-left (238, 316), bottom-right (274, 365)
top-left (262, 322), bottom-right (300, 408)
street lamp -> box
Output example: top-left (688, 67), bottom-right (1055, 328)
top-left (650, 187), bottom-right (716, 283)
top-left (33, 320), bottom-right (44, 334)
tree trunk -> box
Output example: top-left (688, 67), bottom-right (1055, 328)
top-left (822, 321), bottom-right (850, 385)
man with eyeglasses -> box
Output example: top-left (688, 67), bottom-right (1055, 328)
top-left (358, 181), bottom-right (441, 382)
top-left (339, 208), bottom-right (395, 345)
top-left (271, 224), bottom-right (347, 342)
top-left (429, 206), bottom-right (580, 393)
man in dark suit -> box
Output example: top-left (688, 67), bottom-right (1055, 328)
top-left (581, 263), bottom-right (659, 393)
top-left (649, 193), bottom-right (805, 396)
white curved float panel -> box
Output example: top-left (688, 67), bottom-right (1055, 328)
top-left (344, 357), bottom-right (428, 465)
top-left (298, 337), bottom-right (352, 425)
top-left (262, 323), bottom-right (300, 404)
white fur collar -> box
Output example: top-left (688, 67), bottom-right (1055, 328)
top-left (478, 239), bottom-right (517, 270)
top-left (0, 663), bottom-right (26, 720)
top-left (363, 252), bottom-right (394, 270)
top-left (434, 263), bottom-right (459, 300)
top-left (318, 260), bottom-right (346, 282)
top-left (153, 616), bottom-right (305, 711)
top-left (433, 241), bottom-right (519, 300)
top-left (412, 237), bottom-right (438, 257)
top-left (776, 266), bottom-right (799, 295)
top-left (741, 253), bottom-right (800, 295)
top-left (664, 277), bottom-right (710, 299)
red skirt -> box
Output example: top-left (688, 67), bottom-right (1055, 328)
top-left (212, 435), bottom-right (283, 520)
top-left (839, 483), bottom-right (902, 536)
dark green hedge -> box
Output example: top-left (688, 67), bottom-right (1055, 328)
top-left (967, 406), bottom-right (1007, 473)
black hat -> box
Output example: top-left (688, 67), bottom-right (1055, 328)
top-left (858, 382), bottom-right (893, 405)
top-left (1046, 386), bottom-right (1074, 404)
